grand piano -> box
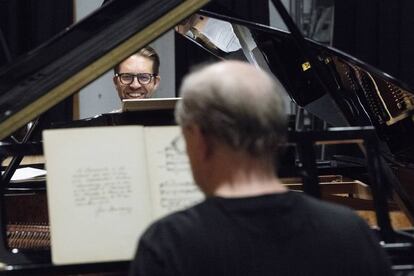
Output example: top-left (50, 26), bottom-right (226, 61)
top-left (1, 0), bottom-right (414, 274)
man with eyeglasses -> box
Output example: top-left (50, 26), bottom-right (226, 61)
top-left (129, 61), bottom-right (392, 276)
top-left (113, 46), bottom-right (160, 100)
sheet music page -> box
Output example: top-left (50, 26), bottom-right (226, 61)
top-left (144, 126), bottom-right (204, 219)
top-left (1, 167), bottom-right (46, 182)
top-left (43, 126), bottom-right (152, 264)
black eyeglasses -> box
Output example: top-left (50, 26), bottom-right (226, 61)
top-left (115, 73), bottom-right (156, 85)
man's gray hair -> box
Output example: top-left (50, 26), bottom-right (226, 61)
top-left (175, 61), bottom-right (287, 161)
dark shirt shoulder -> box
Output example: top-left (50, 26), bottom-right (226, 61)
top-left (131, 191), bottom-right (392, 276)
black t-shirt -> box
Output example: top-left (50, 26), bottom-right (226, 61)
top-left (130, 191), bottom-right (392, 276)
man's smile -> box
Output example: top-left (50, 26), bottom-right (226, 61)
top-left (124, 90), bottom-right (147, 99)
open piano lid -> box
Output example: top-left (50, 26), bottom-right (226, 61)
top-left (180, 7), bottom-right (414, 162)
top-left (0, 0), bottom-right (209, 141)
top-left (1, 0), bottom-right (414, 161)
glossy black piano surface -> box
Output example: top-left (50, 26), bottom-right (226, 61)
top-left (178, 9), bottom-right (414, 162)
top-left (1, 0), bottom-right (414, 274)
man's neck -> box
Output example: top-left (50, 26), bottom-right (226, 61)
top-left (213, 176), bottom-right (287, 198)
top-left (205, 149), bottom-right (287, 198)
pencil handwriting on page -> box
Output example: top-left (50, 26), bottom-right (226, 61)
top-left (72, 166), bottom-right (133, 217)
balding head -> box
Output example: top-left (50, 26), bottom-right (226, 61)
top-left (175, 61), bottom-right (287, 162)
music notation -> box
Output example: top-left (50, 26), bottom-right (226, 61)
top-left (157, 134), bottom-right (190, 172)
top-left (158, 180), bottom-right (202, 211)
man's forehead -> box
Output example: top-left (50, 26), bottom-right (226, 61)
top-left (119, 55), bottom-right (154, 72)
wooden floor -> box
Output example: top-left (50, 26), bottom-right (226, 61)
top-left (357, 210), bottom-right (412, 229)
top-left (283, 175), bottom-right (413, 230)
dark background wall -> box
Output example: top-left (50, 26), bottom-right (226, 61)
top-left (0, 0), bottom-right (73, 66)
top-left (333, 0), bottom-right (414, 88)
top-left (0, 0), bottom-right (74, 131)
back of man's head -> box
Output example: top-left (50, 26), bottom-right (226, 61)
top-left (175, 61), bottom-right (287, 162)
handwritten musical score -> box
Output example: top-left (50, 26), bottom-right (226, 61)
top-left (144, 126), bottom-right (203, 219)
top-left (44, 126), bottom-right (151, 264)
top-left (159, 180), bottom-right (201, 210)
top-left (72, 166), bottom-right (133, 217)
top-left (43, 125), bottom-right (203, 264)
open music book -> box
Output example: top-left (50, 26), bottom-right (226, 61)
top-left (43, 125), bottom-right (203, 265)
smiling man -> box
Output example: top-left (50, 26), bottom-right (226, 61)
top-left (113, 46), bottom-right (160, 100)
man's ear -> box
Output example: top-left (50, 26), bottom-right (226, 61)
top-left (195, 125), bottom-right (215, 160)
top-left (112, 76), bottom-right (118, 86)
top-left (153, 75), bottom-right (161, 90)
top-left (184, 124), bottom-right (210, 161)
